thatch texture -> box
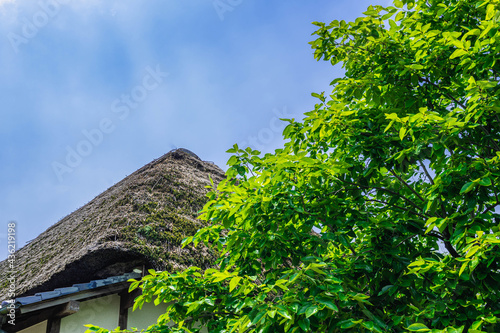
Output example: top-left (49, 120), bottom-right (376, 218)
top-left (0, 149), bottom-right (225, 300)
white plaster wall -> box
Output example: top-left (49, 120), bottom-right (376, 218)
top-left (128, 302), bottom-right (207, 333)
top-left (18, 320), bottom-right (47, 333)
top-left (60, 294), bottom-right (120, 333)
top-left (127, 301), bottom-right (168, 330)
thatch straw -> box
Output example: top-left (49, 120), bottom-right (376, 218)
top-left (0, 149), bottom-right (225, 300)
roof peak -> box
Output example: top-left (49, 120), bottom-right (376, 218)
top-left (170, 148), bottom-right (200, 160)
top-left (0, 151), bottom-right (225, 300)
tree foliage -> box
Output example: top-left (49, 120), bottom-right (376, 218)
top-left (89, 0), bottom-right (500, 332)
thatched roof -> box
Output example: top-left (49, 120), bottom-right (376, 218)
top-left (0, 149), bottom-right (225, 300)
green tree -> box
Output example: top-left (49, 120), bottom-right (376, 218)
top-left (88, 0), bottom-right (500, 332)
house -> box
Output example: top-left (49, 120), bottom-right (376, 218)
top-left (0, 149), bottom-right (225, 333)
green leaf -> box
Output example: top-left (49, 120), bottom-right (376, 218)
top-left (384, 120), bottom-right (395, 133)
top-left (389, 19), bottom-right (398, 30)
top-left (450, 49), bottom-right (468, 59)
top-left (399, 127), bottom-right (406, 140)
top-left (407, 323), bottom-right (431, 332)
top-left (128, 280), bottom-right (140, 292)
top-left (460, 182), bottom-right (477, 194)
top-left (251, 310), bottom-right (266, 325)
top-left (298, 318), bottom-right (310, 331)
top-left (186, 301), bottom-right (200, 314)
top-left (395, 11), bottom-right (404, 21)
top-left (229, 276), bottom-right (242, 292)
top-left (84, 325), bottom-right (101, 331)
top-left (340, 319), bottom-right (362, 329)
top-left (479, 177), bottom-right (492, 186)
top-left (408, 64), bottom-right (424, 70)
top-left (315, 297), bottom-right (338, 312)
top-left (305, 305), bottom-right (318, 318)
top-left (181, 236), bottom-right (193, 248)
top-left (382, 12), bottom-right (395, 20)
top-left (227, 155), bottom-right (238, 166)
top-left (276, 305), bottom-right (292, 320)
top-left (477, 81), bottom-right (497, 89)
top-left (466, 246), bottom-right (480, 258)
top-left (377, 285), bottom-right (394, 296)
top-left (307, 263), bottom-right (327, 275)
top-left (133, 295), bottom-right (144, 311)
top-left (483, 315), bottom-right (497, 324)
top-left (425, 217), bottom-right (437, 227)
top-left (486, 4), bottom-right (496, 20)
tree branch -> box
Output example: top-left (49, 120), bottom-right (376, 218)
top-left (483, 201), bottom-right (500, 215)
top-left (338, 179), bottom-right (425, 214)
top-left (418, 160), bottom-right (435, 185)
top-left (482, 184), bottom-right (500, 215)
top-left (441, 229), bottom-right (460, 258)
top-left (366, 199), bottom-right (428, 219)
top-left (418, 160), bottom-right (450, 219)
top-left (477, 126), bottom-right (500, 152)
top-left (427, 230), bottom-right (445, 241)
top-left (389, 169), bottom-right (428, 204)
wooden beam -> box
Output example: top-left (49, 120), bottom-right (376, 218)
top-left (118, 288), bottom-right (144, 329)
top-left (3, 282), bottom-right (137, 332)
top-left (118, 291), bottom-right (128, 330)
top-left (19, 282), bottom-right (128, 315)
top-left (3, 301), bottom-right (79, 333)
top-left (46, 318), bottom-right (60, 333)
top-left (120, 289), bottom-right (142, 310)
top-left (54, 301), bottom-right (79, 318)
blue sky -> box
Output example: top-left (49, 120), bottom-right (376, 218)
top-left (0, 0), bottom-right (391, 259)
